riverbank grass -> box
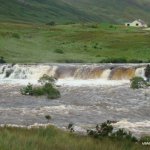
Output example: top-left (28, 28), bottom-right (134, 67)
top-left (0, 126), bottom-right (149, 150)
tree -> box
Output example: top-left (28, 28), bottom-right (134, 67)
top-left (145, 64), bottom-right (150, 82)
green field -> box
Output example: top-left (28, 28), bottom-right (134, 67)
top-left (0, 22), bottom-right (150, 63)
top-left (0, 126), bottom-right (149, 150)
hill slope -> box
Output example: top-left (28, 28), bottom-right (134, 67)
top-left (0, 0), bottom-right (149, 23)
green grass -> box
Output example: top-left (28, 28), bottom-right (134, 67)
top-left (0, 126), bottom-right (149, 150)
top-left (0, 22), bottom-right (150, 63)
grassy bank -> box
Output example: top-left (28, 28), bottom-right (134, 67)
top-left (0, 126), bottom-right (149, 150)
top-left (0, 22), bottom-right (150, 63)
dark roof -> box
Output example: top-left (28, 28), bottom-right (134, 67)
top-left (136, 19), bottom-right (147, 25)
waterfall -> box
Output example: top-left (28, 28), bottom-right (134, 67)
top-left (0, 64), bottom-right (147, 82)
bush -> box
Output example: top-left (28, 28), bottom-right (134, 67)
top-left (38, 74), bottom-right (56, 85)
top-left (129, 59), bottom-right (143, 63)
top-left (43, 83), bottom-right (60, 99)
top-left (12, 33), bottom-right (20, 39)
top-left (21, 75), bottom-right (60, 99)
top-left (145, 64), bottom-right (150, 82)
top-left (45, 115), bottom-right (52, 122)
top-left (20, 83), bottom-right (33, 95)
top-left (54, 49), bottom-right (64, 54)
top-left (46, 21), bottom-right (55, 26)
top-left (87, 121), bottom-right (137, 142)
top-left (0, 56), bottom-right (6, 63)
top-left (140, 136), bottom-right (150, 144)
top-left (130, 77), bottom-right (147, 89)
top-left (59, 59), bottom-right (85, 63)
top-left (67, 123), bottom-right (74, 132)
top-left (87, 120), bottom-right (113, 138)
top-left (32, 87), bottom-right (45, 96)
top-left (21, 83), bottom-right (60, 99)
top-left (111, 129), bottom-right (137, 142)
top-left (99, 58), bottom-right (127, 63)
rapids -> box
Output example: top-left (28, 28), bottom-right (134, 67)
top-left (0, 64), bottom-right (149, 137)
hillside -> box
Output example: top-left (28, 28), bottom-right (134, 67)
top-left (0, 0), bottom-right (150, 23)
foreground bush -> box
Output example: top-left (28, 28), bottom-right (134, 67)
top-left (130, 77), bottom-right (147, 89)
top-left (87, 120), bottom-right (137, 142)
top-left (21, 75), bottom-right (60, 99)
top-left (87, 121), bottom-right (113, 138)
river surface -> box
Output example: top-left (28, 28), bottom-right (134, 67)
top-left (0, 64), bottom-right (149, 137)
top-left (0, 81), bottom-right (149, 137)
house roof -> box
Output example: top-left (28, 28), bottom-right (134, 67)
top-left (134, 19), bottom-right (147, 25)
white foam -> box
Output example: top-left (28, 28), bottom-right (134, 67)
top-left (56, 78), bottom-right (129, 87)
top-left (0, 79), bottom-right (38, 85)
top-left (113, 119), bottom-right (150, 137)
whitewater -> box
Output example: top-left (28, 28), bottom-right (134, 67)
top-left (0, 63), bottom-right (149, 137)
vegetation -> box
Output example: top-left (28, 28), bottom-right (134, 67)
top-left (45, 115), bottom-right (52, 123)
top-left (0, 23), bottom-right (150, 63)
top-left (130, 77), bottom-right (148, 89)
top-left (38, 74), bottom-right (56, 85)
top-left (99, 57), bottom-right (127, 63)
top-left (21, 75), bottom-right (60, 99)
top-left (0, 125), bottom-right (149, 150)
top-left (0, 0), bottom-right (150, 23)
top-left (145, 65), bottom-right (150, 82)
top-left (0, 56), bottom-right (6, 63)
top-left (87, 121), bottom-right (138, 143)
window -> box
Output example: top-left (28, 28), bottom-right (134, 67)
top-left (136, 23), bottom-right (139, 26)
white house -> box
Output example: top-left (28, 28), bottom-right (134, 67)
top-left (125, 19), bottom-right (148, 28)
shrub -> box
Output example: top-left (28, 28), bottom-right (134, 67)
top-left (99, 58), bottom-right (127, 63)
top-left (140, 136), bottom-right (150, 144)
top-left (59, 59), bottom-right (85, 63)
top-left (129, 59), bottom-right (143, 63)
top-left (87, 121), bottom-right (137, 142)
top-left (54, 49), bottom-right (64, 54)
top-left (12, 33), bottom-right (20, 39)
top-left (38, 74), bottom-right (56, 85)
top-left (43, 83), bottom-right (60, 99)
top-left (87, 120), bottom-right (113, 138)
top-left (45, 115), bottom-right (52, 122)
top-left (111, 129), bottom-right (137, 142)
top-left (21, 75), bottom-right (60, 99)
top-left (32, 87), bottom-right (45, 96)
top-left (46, 21), bottom-right (55, 26)
top-left (145, 64), bottom-right (150, 82)
top-left (0, 56), bottom-right (6, 63)
top-left (67, 123), bottom-right (74, 132)
top-left (20, 83), bottom-right (33, 95)
top-left (130, 77), bottom-right (147, 89)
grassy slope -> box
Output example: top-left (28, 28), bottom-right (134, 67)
top-left (0, 0), bottom-right (94, 23)
top-left (64, 0), bottom-right (150, 23)
top-left (0, 22), bottom-right (150, 63)
top-left (0, 126), bottom-right (149, 150)
top-left (0, 0), bottom-right (150, 23)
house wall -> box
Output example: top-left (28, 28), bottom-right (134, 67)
top-left (125, 21), bottom-right (148, 28)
